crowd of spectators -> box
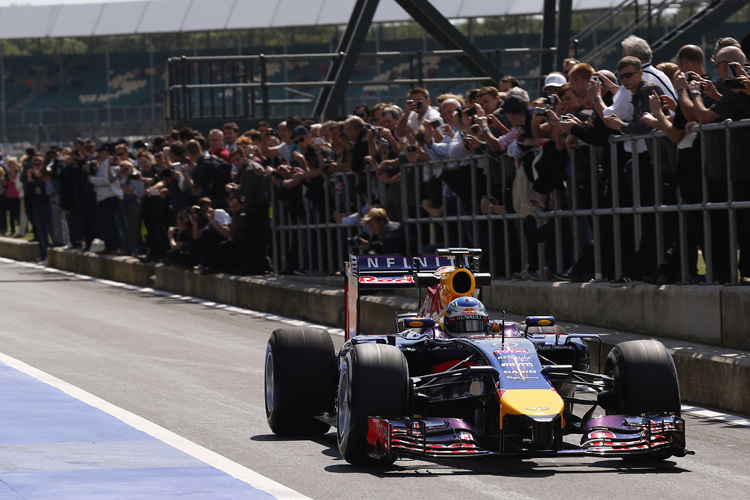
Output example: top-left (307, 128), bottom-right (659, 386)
top-left (1, 32), bottom-right (749, 284)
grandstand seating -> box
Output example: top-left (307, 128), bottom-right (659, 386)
top-left (1, 17), bottom-right (748, 120)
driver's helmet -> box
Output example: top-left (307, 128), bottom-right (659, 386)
top-left (443, 297), bottom-right (489, 337)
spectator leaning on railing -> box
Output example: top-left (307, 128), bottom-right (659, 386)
top-left (13, 35), bottom-right (750, 284)
top-left (689, 44), bottom-right (750, 283)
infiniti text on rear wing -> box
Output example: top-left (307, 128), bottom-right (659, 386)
top-left (344, 254), bottom-right (471, 339)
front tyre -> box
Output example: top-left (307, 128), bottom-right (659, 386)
top-left (599, 340), bottom-right (682, 462)
top-left (600, 339), bottom-right (681, 416)
top-left (337, 343), bottom-right (409, 465)
top-left (265, 327), bottom-right (337, 436)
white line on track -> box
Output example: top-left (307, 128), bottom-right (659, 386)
top-left (681, 405), bottom-right (750, 427)
top-left (0, 258), bottom-right (318, 499)
top-left (0, 352), bottom-right (311, 500)
top-left (1, 257), bottom-right (345, 337)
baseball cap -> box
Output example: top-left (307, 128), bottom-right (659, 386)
top-left (291, 125), bottom-right (309, 139)
top-left (543, 72), bottom-right (567, 91)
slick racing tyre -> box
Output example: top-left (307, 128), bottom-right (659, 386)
top-left (600, 339), bottom-right (681, 416)
top-left (265, 327), bottom-right (337, 436)
top-left (337, 343), bottom-right (409, 466)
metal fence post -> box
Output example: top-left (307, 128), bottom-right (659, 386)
top-left (259, 54), bottom-right (270, 120)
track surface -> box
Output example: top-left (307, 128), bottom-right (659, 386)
top-left (0, 260), bottom-right (748, 500)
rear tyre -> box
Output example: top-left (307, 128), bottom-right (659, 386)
top-left (600, 339), bottom-right (681, 416)
top-left (337, 343), bottom-right (409, 466)
top-left (265, 327), bottom-right (337, 436)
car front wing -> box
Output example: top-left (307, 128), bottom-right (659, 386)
top-left (366, 414), bottom-right (690, 460)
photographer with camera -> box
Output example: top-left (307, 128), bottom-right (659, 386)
top-left (350, 206), bottom-right (406, 255)
top-left (226, 146), bottom-right (271, 271)
top-left (601, 56), bottom-right (674, 283)
top-left (396, 87), bottom-right (441, 138)
top-left (164, 197), bottom-right (230, 271)
top-left (26, 156), bottom-right (53, 263)
top-left (182, 139), bottom-right (231, 210)
top-left (117, 160), bottom-right (144, 256)
top-left (259, 120), bottom-right (293, 164)
top-left (165, 207), bottom-right (196, 267)
top-left (214, 196), bottom-right (264, 275)
top-left (42, 147), bottom-right (67, 248)
top-left (87, 142), bottom-right (122, 255)
top-left (635, 44), bottom-right (712, 284)
top-left (366, 113), bottom-right (402, 163)
top-left (689, 45), bottom-right (750, 283)
top-left (58, 146), bottom-right (91, 250)
top-left (136, 152), bottom-right (168, 263)
top-left (342, 115), bottom-right (370, 176)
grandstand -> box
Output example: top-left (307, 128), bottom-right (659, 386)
top-left (0, 0), bottom-right (748, 150)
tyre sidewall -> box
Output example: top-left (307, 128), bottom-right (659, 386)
top-left (265, 327), bottom-right (337, 435)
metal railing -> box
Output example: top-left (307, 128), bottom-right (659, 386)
top-left (269, 118), bottom-right (750, 285)
top-left (165, 47), bottom-right (556, 123)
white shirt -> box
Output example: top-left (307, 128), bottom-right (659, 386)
top-left (604, 63), bottom-right (676, 153)
top-left (276, 142), bottom-right (291, 163)
top-left (210, 208), bottom-right (231, 228)
top-left (89, 157), bottom-right (123, 202)
top-left (407, 106), bottom-right (442, 134)
top-left (604, 62), bottom-right (676, 122)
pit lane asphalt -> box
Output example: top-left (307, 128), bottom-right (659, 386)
top-left (0, 259), bottom-right (749, 500)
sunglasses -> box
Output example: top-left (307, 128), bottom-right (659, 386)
top-left (713, 60), bottom-right (728, 68)
top-left (294, 138), bottom-right (305, 144)
top-left (33, 163), bottom-right (43, 166)
top-left (618, 71), bottom-right (637, 80)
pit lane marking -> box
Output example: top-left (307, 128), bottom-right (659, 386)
top-left (681, 405), bottom-right (750, 427)
top-left (2, 258), bottom-right (346, 338)
top-left (0, 258), bottom-right (320, 498)
top-left (0, 351), bottom-right (310, 499)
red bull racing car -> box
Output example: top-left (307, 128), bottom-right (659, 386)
top-left (264, 248), bottom-right (690, 465)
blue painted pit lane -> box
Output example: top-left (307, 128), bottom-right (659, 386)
top-left (0, 363), bottom-right (279, 500)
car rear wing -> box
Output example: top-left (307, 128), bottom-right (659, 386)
top-left (344, 249), bottom-right (486, 340)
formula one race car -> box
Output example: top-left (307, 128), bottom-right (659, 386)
top-left (264, 249), bottom-right (690, 465)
